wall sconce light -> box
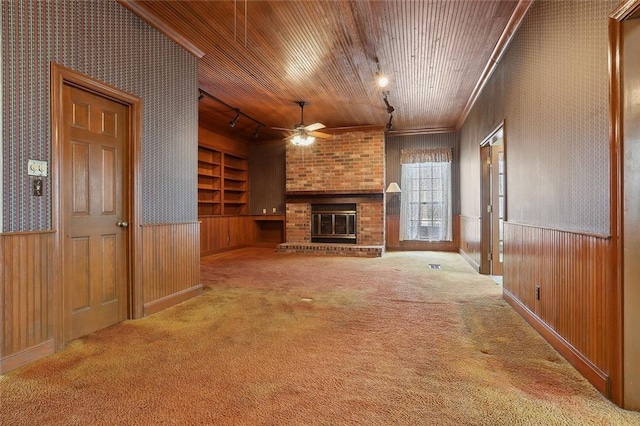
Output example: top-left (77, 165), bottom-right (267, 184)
top-left (386, 182), bottom-right (401, 193)
top-left (229, 110), bottom-right (241, 128)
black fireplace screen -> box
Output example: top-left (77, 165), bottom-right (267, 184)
top-left (311, 204), bottom-right (356, 244)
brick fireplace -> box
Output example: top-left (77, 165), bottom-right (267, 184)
top-left (278, 128), bottom-right (386, 257)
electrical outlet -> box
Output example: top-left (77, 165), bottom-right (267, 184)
top-left (33, 178), bottom-right (43, 196)
top-left (272, 207), bottom-right (276, 213)
top-left (535, 285), bottom-right (540, 301)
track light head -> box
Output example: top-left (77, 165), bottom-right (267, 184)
top-left (229, 110), bottom-right (240, 128)
top-left (386, 114), bottom-right (394, 131)
top-left (383, 95), bottom-right (395, 114)
top-left (253, 125), bottom-right (262, 139)
top-left (198, 91), bottom-right (204, 102)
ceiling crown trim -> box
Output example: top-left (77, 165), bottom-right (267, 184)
top-left (118, 0), bottom-right (205, 58)
top-left (456, 0), bottom-right (534, 130)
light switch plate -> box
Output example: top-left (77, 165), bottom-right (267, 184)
top-left (28, 159), bottom-right (48, 176)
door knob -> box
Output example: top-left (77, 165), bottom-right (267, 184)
top-left (117, 221), bottom-right (129, 228)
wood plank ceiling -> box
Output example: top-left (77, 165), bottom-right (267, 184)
top-left (121, 0), bottom-right (524, 141)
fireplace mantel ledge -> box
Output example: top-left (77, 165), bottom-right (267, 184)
top-left (285, 189), bottom-right (383, 196)
top-left (285, 190), bottom-right (384, 204)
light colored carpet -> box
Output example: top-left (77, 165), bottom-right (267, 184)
top-left (1, 248), bottom-right (638, 425)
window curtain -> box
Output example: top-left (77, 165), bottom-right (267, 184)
top-left (399, 148), bottom-right (452, 242)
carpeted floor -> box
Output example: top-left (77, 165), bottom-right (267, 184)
top-left (1, 248), bottom-right (639, 425)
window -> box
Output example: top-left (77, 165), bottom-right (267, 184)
top-left (399, 149), bottom-right (452, 242)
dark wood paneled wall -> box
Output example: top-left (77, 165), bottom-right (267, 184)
top-left (1, 232), bottom-right (55, 373)
top-left (459, 215), bottom-right (481, 271)
top-left (141, 223), bottom-right (202, 315)
top-left (199, 127), bottom-right (248, 157)
top-left (503, 222), bottom-right (613, 395)
top-left (249, 139), bottom-right (286, 215)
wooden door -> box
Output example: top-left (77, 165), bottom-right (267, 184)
top-left (480, 144), bottom-right (492, 274)
top-left (490, 139), bottom-right (505, 276)
top-left (62, 84), bottom-right (129, 341)
top-left (480, 126), bottom-right (505, 276)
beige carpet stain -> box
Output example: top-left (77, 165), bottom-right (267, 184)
top-left (2, 248), bottom-right (639, 425)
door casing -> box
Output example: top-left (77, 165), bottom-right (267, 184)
top-left (51, 63), bottom-right (142, 349)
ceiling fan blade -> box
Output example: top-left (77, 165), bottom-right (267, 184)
top-left (309, 130), bottom-right (332, 139)
top-left (305, 122), bottom-right (325, 132)
top-left (271, 126), bottom-right (293, 132)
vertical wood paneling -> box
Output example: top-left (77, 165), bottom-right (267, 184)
top-left (249, 139), bottom-right (286, 215)
top-left (503, 222), bottom-right (613, 394)
top-left (141, 223), bottom-right (201, 313)
top-left (199, 215), bottom-right (285, 255)
top-left (1, 232), bottom-right (55, 372)
top-left (459, 215), bottom-right (481, 270)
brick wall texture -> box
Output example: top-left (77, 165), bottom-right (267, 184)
top-left (285, 129), bottom-right (385, 246)
top-left (286, 130), bottom-right (385, 192)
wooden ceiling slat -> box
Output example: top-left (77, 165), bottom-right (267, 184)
top-left (128, 0), bottom-right (521, 140)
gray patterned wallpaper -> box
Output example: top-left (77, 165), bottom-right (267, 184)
top-left (460, 0), bottom-right (615, 235)
top-left (2, 0), bottom-right (198, 232)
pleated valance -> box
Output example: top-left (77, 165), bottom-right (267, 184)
top-left (400, 148), bottom-right (452, 164)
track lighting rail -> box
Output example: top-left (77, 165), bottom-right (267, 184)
top-left (198, 89), bottom-right (266, 129)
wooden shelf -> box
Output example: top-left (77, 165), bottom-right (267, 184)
top-left (198, 145), bottom-right (248, 216)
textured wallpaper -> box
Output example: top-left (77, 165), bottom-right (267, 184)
top-left (461, 0), bottom-right (616, 235)
top-left (2, 0), bottom-right (198, 231)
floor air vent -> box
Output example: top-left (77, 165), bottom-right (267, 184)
top-left (428, 264), bottom-right (442, 270)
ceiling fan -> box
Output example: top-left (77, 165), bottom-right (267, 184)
top-left (273, 101), bottom-right (331, 146)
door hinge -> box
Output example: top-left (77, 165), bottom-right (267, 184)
top-left (488, 252), bottom-right (493, 261)
top-left (487, 204), bottom-right (492, 213)
top-left (486, 156), bottom-right (492, 165)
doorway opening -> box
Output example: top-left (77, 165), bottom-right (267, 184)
top-left (480, 125), bottom-right (505, 276)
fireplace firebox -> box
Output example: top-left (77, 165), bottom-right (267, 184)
top-left (311, 203), bottom-right (356, 244)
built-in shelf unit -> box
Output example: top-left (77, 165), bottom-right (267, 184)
top-left (198, 145), bottom-right (248, 216)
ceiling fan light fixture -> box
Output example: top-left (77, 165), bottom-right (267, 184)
top-left (292, 132), bottom-right (315, 147)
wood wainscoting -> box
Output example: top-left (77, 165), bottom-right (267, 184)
top-left (1, 231), bottom-right (56, 373)
top-left (141, 222), bottom-right (202, 316)
top-left (200, 215), bottom-right (285, 256)
top-left (459, 215), bottom-right (481, 271)
top-left (503, 222), bottom-right (614, 397)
